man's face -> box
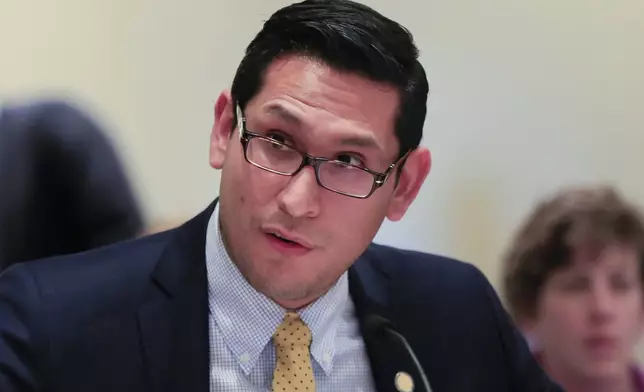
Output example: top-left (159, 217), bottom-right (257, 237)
top-left (533, 244), bottom-right (644, 381)
top-left (210, 56), bottom-right (430, 309)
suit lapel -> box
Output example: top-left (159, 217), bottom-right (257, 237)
top-left (138, 202), bottom-right (214, 392)
top-left (350, 246), bottom-right (431, 392)
top-left (350, 247), bottom-right (399, 392)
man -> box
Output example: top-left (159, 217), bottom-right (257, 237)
top-left (0, 1), bottom-right (561, 391)
top-left (502, 185), bottom-right (644, 392)
top-left (0, 99), bottom-right (143, 270)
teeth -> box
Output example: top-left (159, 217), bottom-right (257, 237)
top-left (273, 233), bottom-right (294, 243)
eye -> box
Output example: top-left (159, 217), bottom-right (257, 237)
top-left (266, 132), bottom-right (288, 144)
top-left (336, 153), bottom-right (364, 167)
top-left (264, 131), bottom-right (295, 150)
top-left (559, 275), bottom-right (590, 292)
top-left (611, 274), bottom-right (637, 292)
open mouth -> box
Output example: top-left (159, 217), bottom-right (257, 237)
top-left (270, 232), bottom-right (299, 245)
top-left (264, 230), bottom-right (312, 254)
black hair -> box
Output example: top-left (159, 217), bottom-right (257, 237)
top-left (230, 0), bottom-right (429, 159)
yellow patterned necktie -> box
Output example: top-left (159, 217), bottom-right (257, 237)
top-left (271, 312), bottom-right (316, 392)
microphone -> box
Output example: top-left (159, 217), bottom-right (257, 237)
top-left (365, 314), bottom-right (433, 392)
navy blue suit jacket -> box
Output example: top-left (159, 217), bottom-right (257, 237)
top-left (0, 201), bottom-right (563, 392)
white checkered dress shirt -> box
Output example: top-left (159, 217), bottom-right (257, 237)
top-left (206, 204), bottom-right (376, 391)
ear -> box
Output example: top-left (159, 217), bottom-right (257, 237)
top-left (386, 147), bottom-right (431, 221)
top-left (210, 90), bottom-right (235, 169)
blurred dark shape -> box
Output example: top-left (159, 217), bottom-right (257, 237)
top-left (0, 99), bottom-right (144, 270)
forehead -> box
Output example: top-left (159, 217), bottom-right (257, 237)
top-left (558, 244), bottom-right (641, 275)
top-left (245, 56), bottom-right (400, 156)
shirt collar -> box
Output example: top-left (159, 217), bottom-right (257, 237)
top-left (206, 203), bottom-right (348, 375)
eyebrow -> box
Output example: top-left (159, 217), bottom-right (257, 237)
top-left (337, 134), bottom-right (380, 149)
top-left (263, 103), bottom-right (302, 125)
top-left (260, 102), bottom-right (382, 150)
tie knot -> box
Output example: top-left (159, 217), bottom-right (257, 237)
top-left (273, 312), bottom-right (312, 348)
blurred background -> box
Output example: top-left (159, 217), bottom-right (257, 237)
top-left (2, 0), bottom-right (643, 348)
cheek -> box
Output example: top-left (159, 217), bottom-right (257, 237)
top-left (327, 199), bottom-right (387, 241)
top-left (538, 298), bottom-right (586, 338)
top-left (231, 162), bottom-right (287, 204)
top-left (617, 295), bottom-right (644, 339)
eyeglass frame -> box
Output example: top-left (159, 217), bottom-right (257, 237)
top-left (235, 104), bottom-right (410, 199)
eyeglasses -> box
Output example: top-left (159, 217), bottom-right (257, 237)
top-left (236, 105), bottom-right (408, 199)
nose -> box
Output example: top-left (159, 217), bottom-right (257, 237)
top-left (588, 282), bottom-right (616, 324)
top-left (276, 166), bottom-right (321, 219)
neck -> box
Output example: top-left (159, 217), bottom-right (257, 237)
top-left (274, 296), bottom-right (318, 311)
top-left (545, 363), bottom-right (635, 392)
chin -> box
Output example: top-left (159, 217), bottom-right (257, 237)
top-left (582, 358), bottom-right (629, 379)
top-left (249, 262), bottom-right (313, 291)
top-left (260, 279), bottom-right (321, 304)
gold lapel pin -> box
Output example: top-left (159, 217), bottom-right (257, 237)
top-left (395, 371), bottom-right (414, 392)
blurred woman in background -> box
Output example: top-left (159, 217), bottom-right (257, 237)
top-left (502, 185), bottom-right (644, 392)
